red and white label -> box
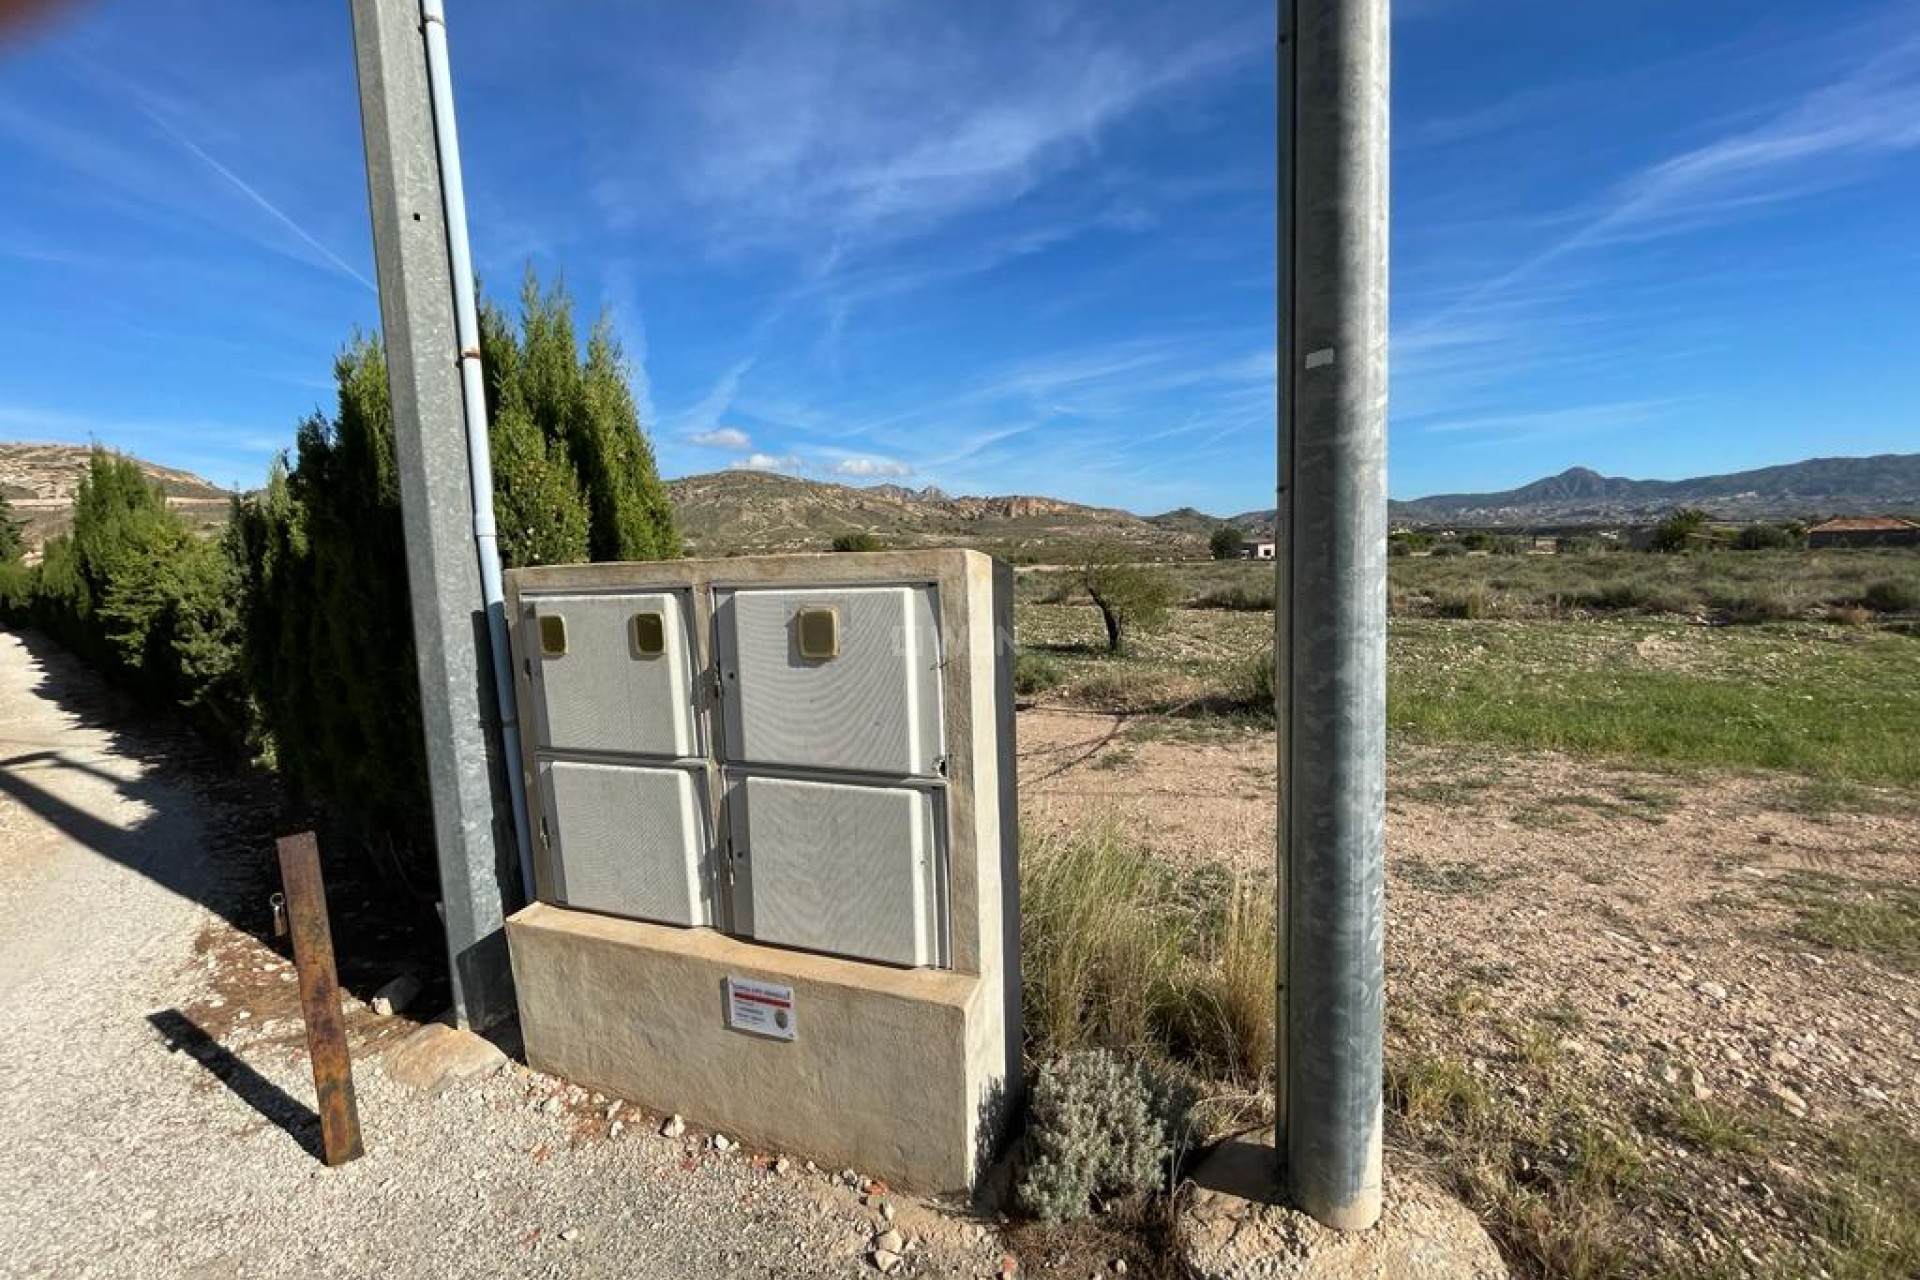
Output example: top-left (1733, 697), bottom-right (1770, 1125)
top-left (725, 976), bottom-right (796, 1041)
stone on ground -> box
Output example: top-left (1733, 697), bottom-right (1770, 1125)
top-left (1177, 1135), bottom-right (1507, 1280)
top-left (371, 973), bottom-right (422, 1017)
top-left (380, 1021), bottom-right (508, 1094)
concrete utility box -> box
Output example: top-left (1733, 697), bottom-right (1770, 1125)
top-left (503, 550), bottom-right (1019, 1195)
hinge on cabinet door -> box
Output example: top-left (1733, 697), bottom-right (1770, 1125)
top-left (934, 754), bottom-right (949, 777)
top-left (710, 670), bottom-right (726, 700)
top-left (537, 815), bottom-right (551, 853)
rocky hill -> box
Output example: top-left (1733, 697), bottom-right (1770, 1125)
top-left (0, 443), bottom-right (232, 552)
top-left (665, 470), bottom-right (1198, 558)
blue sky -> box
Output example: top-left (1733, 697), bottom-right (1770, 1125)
top-left (1, 1), bottom-right (1915, 514)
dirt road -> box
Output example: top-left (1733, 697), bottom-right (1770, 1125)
top-left (0, 631), bottom-right (1011, 1280)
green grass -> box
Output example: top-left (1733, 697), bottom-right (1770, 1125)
top-left (1656, 1093), bottom-right (1759, 1156)
top-left (1388, 619), bottom-right (1920, 786)
top-left (1770, 871), bottom-right (1920, 973)
top-left (1398, 856), bottom-right (1503, 895)
top-left (1122, 547), bottom-right (1920, 623)
top-left (1019, 580), bottom-right (1918, 787)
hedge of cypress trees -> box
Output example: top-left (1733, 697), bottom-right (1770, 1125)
top-left (0, 271), bottom-right (679, 892)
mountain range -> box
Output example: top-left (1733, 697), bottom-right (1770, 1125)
top-left (5, 442), bottom-right (1916, 557)
top-left (1378, 454), bottom-right (1920, 526)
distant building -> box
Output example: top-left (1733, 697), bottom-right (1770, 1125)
top-left (1806, 516), bottom-right (1920, 549)
top-left (1240, 540), bottom-right (1276, 560)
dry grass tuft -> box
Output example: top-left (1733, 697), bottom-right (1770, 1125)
top-left (1020, 829), bottom-right (1275, 1087)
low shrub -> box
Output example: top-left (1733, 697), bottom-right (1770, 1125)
top-left (1570, 579), bottom-right (1694, 615)
top-left (1069, 666), bottom-right (1173, 713)
top-left (1229, 648), bottom-right (1276, 714)
top-left (1191, 582), bottom-right (1274, 611)
top-left (1014, 651), bottom-right (1066, 697)
top-left (1434, 584), bottom-right (1494, 619)
top-left (1865, 580), bottom-right (1919, 613)
top-left (1736, 523), bottom-right (1798, 551)
top-left (1705, 585), bottom-right (1801, 623)
top-left (830, 530), bottom-right (884, 552)
top-left (1015, 1049), bottom-right (1194, 1222)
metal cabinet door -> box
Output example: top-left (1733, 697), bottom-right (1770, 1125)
top-left (538, 759), bottom-right (711, 927)
top-left (726, 774), bottom-right (944, 967)
top-left (527, 591), bottom-right (700, 759)
top-left (714, 585), bottom-right (944, 776)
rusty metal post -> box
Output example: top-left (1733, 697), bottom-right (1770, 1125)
top-left (277, 831), bottom-right (365, 1167)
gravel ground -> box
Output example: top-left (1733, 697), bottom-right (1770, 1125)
top-left (0, 632), bottom-right (1022, 1280)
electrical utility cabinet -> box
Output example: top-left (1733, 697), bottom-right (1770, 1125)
top-left (502, 551), bottom-right (1018, 1194)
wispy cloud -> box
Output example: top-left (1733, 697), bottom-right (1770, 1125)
top-left (591, 1), bottom-right (1269, 260)
top-left (24, 55), bottom-right (376, 292)
top-left (1418, 34), bottom-right (1920, 332)
top-left (690, 426), bottom-right (752, 450)
top-left (1413, 397), bottom-right (1695, 441)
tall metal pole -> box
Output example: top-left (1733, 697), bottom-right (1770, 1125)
top-left (1275, 0), bottom-right (1389, 1233)
top-left (348, 0), bottom-right (518, 1029)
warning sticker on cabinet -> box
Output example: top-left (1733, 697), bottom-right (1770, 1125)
top-left (725, 976), bottom-right (796, 1041)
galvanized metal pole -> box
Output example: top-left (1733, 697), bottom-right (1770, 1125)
top-left (1275, 0), bottom-right (1389, 1232)
top-left (348, 0), bottom-right (518, 1029)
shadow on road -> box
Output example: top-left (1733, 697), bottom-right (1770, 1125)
top-left (146, 1009), bottom-right (324, 1161)
top-left (0, 627), bottom-right (449, 1010)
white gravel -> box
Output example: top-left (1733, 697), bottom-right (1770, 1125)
top-left (0, 631), bottom-right (1013, 1280)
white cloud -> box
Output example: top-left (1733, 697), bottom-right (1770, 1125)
top-left (590, 2), bottom-right (1269, 258)
top-left (690, 426), bottom-right (752, 450)
top-left (729, 452), bottom-right (802, 473)
top-left (832, 456), bottom-right (912, 478)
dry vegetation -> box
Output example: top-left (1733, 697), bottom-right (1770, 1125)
top-left (1011, 546), bottom-right (1920, 1279)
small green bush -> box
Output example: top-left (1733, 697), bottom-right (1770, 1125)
top-left (1192, 582), bottom-right (1274, 611)
top-left (1735, 523), bottom-right (1797, 551)
top-left (1014, 651), bottom-right (1066, 697)
top-left (1705, 585), bottom-right (1801, 623)
top-left (1571, 579), bottom-right (1694, 615)
top-left (830, 530), bottom-right (884, 553)
top-left (1231, 648), bottom-right (1276, 713)
top-left (1865, 580), bottom-right (1919, 613)
top-left (1434, 584), bottom-right (1493, 619)
top-left (1016, 1049), bottom-right (1193, 1222)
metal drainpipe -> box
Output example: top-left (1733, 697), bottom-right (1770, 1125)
top-left (417, 0), bottom-right (535, 903)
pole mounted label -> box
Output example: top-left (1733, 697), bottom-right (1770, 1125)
top-left (725, 976), bottom-right (797, 1041)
